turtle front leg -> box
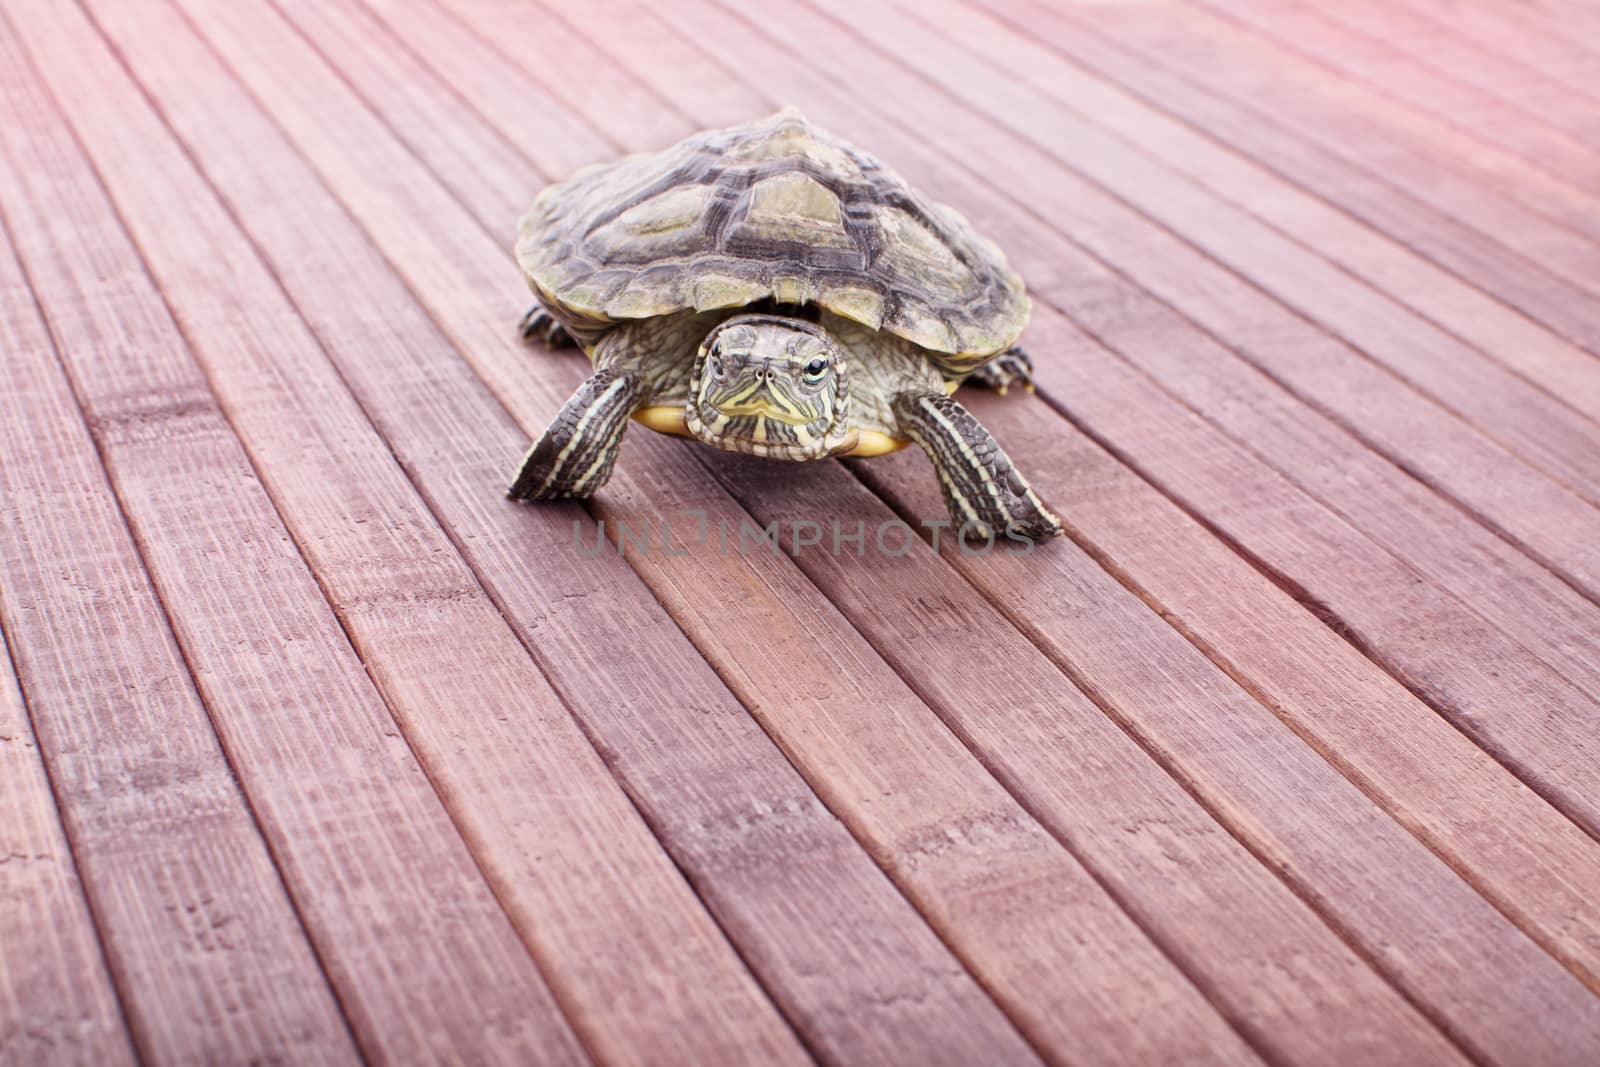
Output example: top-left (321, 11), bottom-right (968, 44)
top-left (518, 304), bottom-right (576, 348)
top-left (892, 392), bottom-right (1062, 543)
top-left (508, 367), bottom-right (643, 500)
top-left (966, 346), bottom-right (1033, 394)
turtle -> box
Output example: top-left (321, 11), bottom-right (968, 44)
top-left (508, 107), bottom-right (1062, 542)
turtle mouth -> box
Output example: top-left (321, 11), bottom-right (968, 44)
top-left (687, 395), bottom-right (838, 460)
top-left (711, 396), bottom-right (816, 426)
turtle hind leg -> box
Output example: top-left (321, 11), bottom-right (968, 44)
top-left (891, 391), bottom-right (1062, 543)
top-left (966, 345), bottom-right (1034, 395)
top-left (508, 368), bottom-right (643, 500)
top-left (518, 304), bottom-right (577, 348)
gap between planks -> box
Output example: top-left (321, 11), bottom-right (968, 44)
top-left (735, 0), bottom-right (1600, 834)
top-left (542, 0), bottom-right (1600, 1004)
top-left (8, 1), bottom-right (805, 1062)
top-left (162, 0), bottom-right (1280, 1055)
top-left (409, 0), bottom-right (1600, 1062)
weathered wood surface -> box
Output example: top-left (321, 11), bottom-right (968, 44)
top-left (2, 0), bottom-right (1598, 1062)
top-left (0, 481), bottom-right (132, 1067)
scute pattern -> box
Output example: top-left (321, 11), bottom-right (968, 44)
top-left (517, 108), bottom-right (1028, 359)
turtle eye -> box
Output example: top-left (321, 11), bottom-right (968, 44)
top-left (802, 356), bottom-right (830, 383)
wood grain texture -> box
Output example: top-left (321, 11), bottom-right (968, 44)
top-left (991, 0), bottom-right (1600, 362)
top-left (897, 0), bottom-right (1600, 727)
top-left (1304, 0), bottom-right (1600, 152)
top-left (816, 0), bottom-right (1600, 515)
top-left (566, 2), bottom-right (1600, 986)
top-left (1194, 0), bottom-right (1600, 190)
top-left (0, 60), bottom-right (358, 1064)
top-left (433, 3), bottom-right (1600, 1062)
top-left (89, 0), bottom-right (1049, 1062)
top-left (696, 463), bottom-right (1469, 1066)
top-left (31, 0), bottom-right (829, 1062)
top-left (1117, 1), bottom-right (1600, 283)
top-left (961, 0), bottom-right (1600, 410)
top-left (594, 437), bottom-right (1264, 1067)
top-left (1389, 0), bottom-right (1600, 107)
top-left (188, 0), bottom-right (1268, 1061)
top-left (0, 491), bottom-right (133, 1065)
top-left (693, 0), bottom-right (1600, 840)
top-left (5, 0), bottom-right (1600, 1060)
top-left (2, 4), bottom-right (597, 1063)
top-left (929, 0), bottom-right (1600, 610)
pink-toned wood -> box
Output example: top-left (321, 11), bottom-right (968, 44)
top-left (597, 445), bottom-right (1263, 1067)
top-left (1101, 2), bottom-right (1600, 285)
top-left (1194, 0), bottom-right (1600, 189)
top-left (1383, 0), bottom-right (1600, 105)
top-left (1, 5), bottom-right (599, 1064)
top-left (985, 0), bottom-right (1600, 360)
top-left (1516, 0), bottom-right (1600, 57)
top-left (25, 0), bottom-right (829, 1062)
top-left (5, 0), bottom-right (1600, 1058)
top-left (406, 4), bottom-right (1479, 1064)
top-left (0, 546), bottom-right (134, 1064)
top-left (515, 6), bottom-right (1600, 1062)
top-left (682, 0), bottom-right (1600, 849)
top-left (810, 0), bottom-right (1600, 520)
top-left (894, 0), bottom-right (1600, 685)
top-left (175, 0), bottom-right (1270, 1060)
top-left (1314, 0), bottom-right (1600, 149)
top-left (0, 82), bottom-right (357, 1065)
top-left (82, 0), bottom-right (1049, 1062)
top-left (956, 0), bottom-right (1600, 413)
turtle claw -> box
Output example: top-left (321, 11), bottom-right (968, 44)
top-left (519, 305), bottom-right (576, 348)
top-left (969, 346), bottom-right (1034, 394)
top-left (893, 391), bottom-right (1063, 545)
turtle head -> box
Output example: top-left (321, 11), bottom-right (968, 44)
top-left (687, 314), bottom-right (853, 460)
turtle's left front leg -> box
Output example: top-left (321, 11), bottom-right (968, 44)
top-left (966, 345), bottom-right (1033, 394)
top-left (892, 391), bottom-right (1062, 542)
top-left (508, 367), bottom-right (643, 500)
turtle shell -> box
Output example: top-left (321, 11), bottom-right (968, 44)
top-left (517, 108), bottom-right (1029, 363)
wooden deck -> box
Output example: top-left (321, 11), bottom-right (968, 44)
top-left (3, 0), bottom-right (1599, 1063)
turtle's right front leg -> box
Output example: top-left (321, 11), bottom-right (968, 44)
top-left (508, 367), bottom-right (643, 500)
top-left (518, 304), bottom-right (576, 348)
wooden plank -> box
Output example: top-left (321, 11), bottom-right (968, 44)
top-left (1312, 0), bottom-right (1600, 150)
top-left (0, 8), bottom-right (602, 1065)
top-left (19, 1), bottom-right (826, 1063)
top-left (1514, 1), bottom-right (1600, 55)
top-left (973, 0), bottom-right (1600, 394)
top-left (0, 85), bottom-right (358, 1066)
top-left (159, 0), bottom-right (1276, 1061)
top-left (415, 3), bottom-right (1600, 1062)
top-left (395, 6), bottom-right (1479, 1065)
top-left (76, 1), bottom-right (1049, 1064)
top-left (990, 0), bottom-right (1600, 359)
top-left (816, 0), bottom-right (1600, 519)
top-left (0, 525), bottom-right (133, 1064)
top-left (902, 0), bottom-right (1600, 649)
top-left (1386, 0), bottom-right (1600, 103)
top-left (588, 441), bottom-right (1264, 1067)
top-left (1194, 0), bottom-right (1600, 189)
top-left (677, 0), bottom-right (1600, 845)
top-left (1093, 2), bottom-right (1600, 289)
top-left (582, 0), bottom-right (1600, 1017)
top-left (926, 0), bottom-right (1600, 595)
